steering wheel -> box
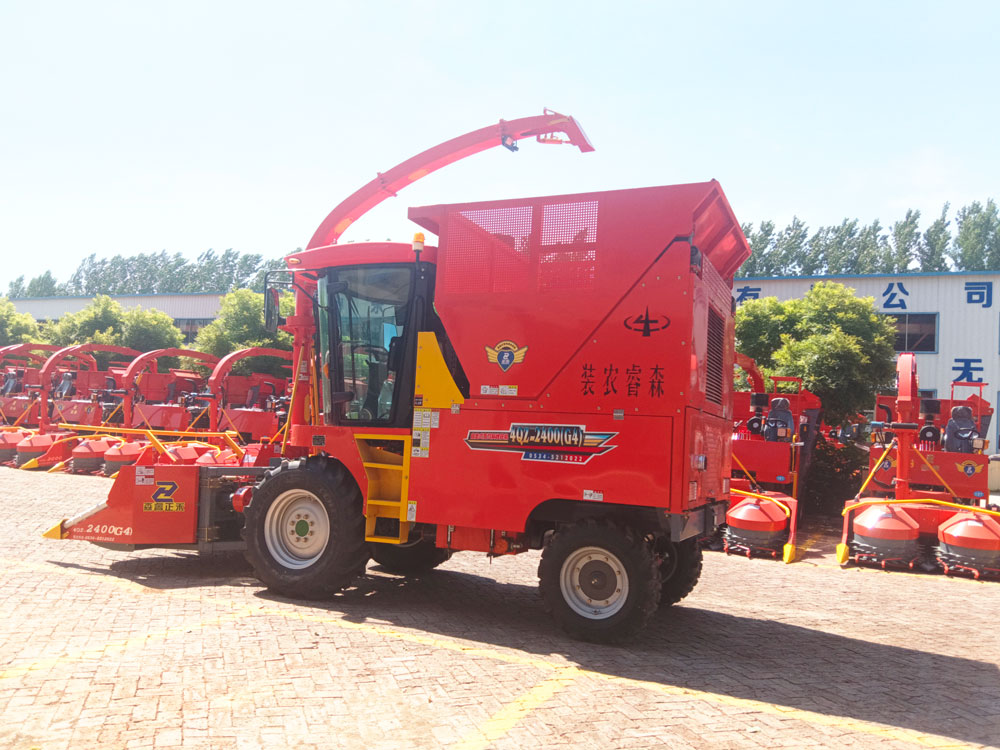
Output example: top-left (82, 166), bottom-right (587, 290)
top-left (747, 416), bottom-right (763, 434)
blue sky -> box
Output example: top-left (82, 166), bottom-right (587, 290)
top-left (1, 1), bottom-right (997, 290)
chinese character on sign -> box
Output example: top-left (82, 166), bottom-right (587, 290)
top-left (965, 281), bottom-right (993, 308)
top-left (881, 282), bottom-right (909, 310)
top-left (581, 363), bottom-right (595, 396)
top-left (735, 285), bottom-right (761, 304)
top-left (952, 358), bottom-right (985, 383)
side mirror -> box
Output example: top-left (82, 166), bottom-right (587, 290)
top-left (264, 288), bottom-right (282, 333)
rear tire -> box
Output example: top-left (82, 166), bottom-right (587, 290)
top-left (538, 519), bottom-right (660, 644)
top-left (244, 458), bottom-right (369, 599)
top-left (658, 538), bottom-right (703, 607)
top-left (370, 538), bottom-right (452, 574)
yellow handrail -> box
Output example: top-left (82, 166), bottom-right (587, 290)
top-left (855, 441), bottom-right (895, 498)
top-left (730, 487), bottom-right (791, 517)
top-left (911, 447), bottom-right (960, 500)
top-left (56, 423), bottom-right (245, 460)
top-left (842, 497), bottom-right (1000, 519)
top-left (99, 400), bottom-right (124, 427)
top-left (729, 451), bottom-right (762, 492)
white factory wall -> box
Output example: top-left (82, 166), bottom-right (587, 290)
top-left (11, 294), bottom-right (222, 321)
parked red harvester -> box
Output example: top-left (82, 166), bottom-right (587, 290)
top-left (196, 347), bottom-right (291, 441)
top-left (837, 353), bottom-right (1000, 578)
top-left (47, 110), bottom-right (754, 642)
top-left (723, 353), bottom-right (823, 562)
top-left (0, 343), bottom-right (68, 459)
top-left (12, 344), bottom-right (139, 470)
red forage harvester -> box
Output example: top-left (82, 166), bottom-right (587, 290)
top-left (838, 352), bottom-right (1000, 579)
top-left (47, 111), bottom-right (754, 642)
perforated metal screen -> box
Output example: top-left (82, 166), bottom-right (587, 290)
top-left (442, 200), bottom-right (598, 295)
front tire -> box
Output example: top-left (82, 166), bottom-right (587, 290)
top-left (244, 458), bottom-right (369, 599)
top-left (538, 520), bottom-right (661, 643)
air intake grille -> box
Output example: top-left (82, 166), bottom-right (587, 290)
top-left (706, 308), bottom-right (724, 405)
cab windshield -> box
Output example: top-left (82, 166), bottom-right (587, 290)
top-left (319, 266), bottom-right (412, 422)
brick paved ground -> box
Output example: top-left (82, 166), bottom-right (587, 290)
top-left (0, 469), bottom-right (998, 749)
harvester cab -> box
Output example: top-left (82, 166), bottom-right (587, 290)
top-left (47, 111), bottom-right (754, 642)
top-left (838, 353), bottom-right (1000, 578)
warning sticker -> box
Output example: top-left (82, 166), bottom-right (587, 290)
top-left (135, 466), bottom-right (154, 486)
top-left (480, 385), bottom-right (518, 396)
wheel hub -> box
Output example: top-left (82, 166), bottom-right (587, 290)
top-left (559, 546), bottom-right (629, 620)
top-left (264, 490), bottom-right (330, 570)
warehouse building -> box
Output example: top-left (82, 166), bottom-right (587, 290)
top-left (10, 293), bottom-right (222, 343)
top-left (734, 271), bottom-right (1000, 444)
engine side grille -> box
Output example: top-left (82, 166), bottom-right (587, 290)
top-left (706, 307), bottom-right (724, 404)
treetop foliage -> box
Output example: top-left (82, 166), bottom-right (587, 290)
top-left (738, 199), bottom-right (1000, 277)
top-left (7, 249), bottom-right (288, 299)
top-left (43, 295), bottom-right (184, 353)
top-left (0, 297), bottom-right (41, 346)
top-left (193, 289), bottom-right (293, 375)
top-left (735, 281), bottom-right (896, 425)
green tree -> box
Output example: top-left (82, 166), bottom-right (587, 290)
top-left (853, 220), bottom-right (891, 274)
top-left (889, 209), bottom-right (921, 272)
top-left (121, 307), bottom-right (184, 352)
top-left (777, 217), bottom-right (813, 275)
top-left (24, 271), bottom-right (63, 297)
top-left (0, 297), bottom-right (41, 345)
top-left (6, 276), bottom-right (26, 299)
top-left (951, 199), bottom-right (1000, 271)
top-left (918, 204), bottom-right (951, 272)
top-left (45, 295), bottom-right (126, 346)
top-left (738, 221), bottom-right (777, 277)
top-left (193, 289), bottom-right (292, 361)
top-left (735, 281), bottom-right (896, 424)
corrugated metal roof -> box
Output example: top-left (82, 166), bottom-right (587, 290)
top-left (11, 294), bottom-right (223, 321)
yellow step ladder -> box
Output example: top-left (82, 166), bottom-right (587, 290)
top-left (355, 434), bottom-right (412, 544)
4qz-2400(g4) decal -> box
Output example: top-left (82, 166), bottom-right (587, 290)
top-left (465, 423), bottom-right (617, 464)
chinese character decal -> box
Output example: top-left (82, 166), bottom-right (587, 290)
top-left (603, 365), bottom-right (618, 396)
top-left (580, 363), bottom-right (596, 396)
top-left (735, 285), bottom-right (761, 304)
top-left (965, 281), bottom-right (993, 308)
top-left (952, 358), bottom-right (985, 383)
top-left (648, 365), bottom-right (665, 398)
top-left (881, 282), bottom-right (910, 310)
top-left (625, 365), bottom-right (642, 397)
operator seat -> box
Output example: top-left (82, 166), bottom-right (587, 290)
top-left (944, 405), bottom-right (979, 453)
top-left (244, 384), bottom-right (261, 409)
top-left (53, 372), bottom-right (77, 399)
top-left (1, 371), bottom-right (21, 396)
top-left (763, 397), bottom-right (794, 442)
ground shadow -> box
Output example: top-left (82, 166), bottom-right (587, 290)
top-left (255, 565), bottom-right (1000, 748)
top-left (52, 550), bottom-right (257, 590)
top-left (51, 552), bottom-right (1000, 747)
